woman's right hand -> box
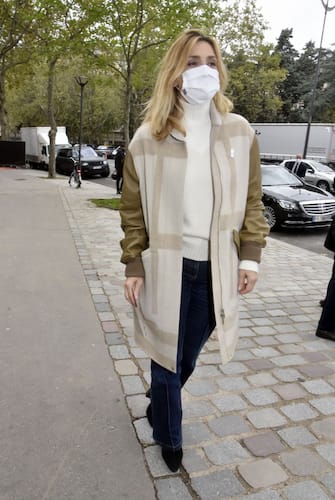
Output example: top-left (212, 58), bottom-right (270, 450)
top-left (124, 277), bottom-right (144, 307)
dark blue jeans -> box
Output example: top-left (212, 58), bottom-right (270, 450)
top-left (150, 258), bottom-right (216, 450)
top-left (318, 258), bottom-right (335, 332)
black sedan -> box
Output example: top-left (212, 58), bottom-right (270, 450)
top-left (56, 145), bottom-right (110, 178)
top-left (261, 164), bottom-right (335, 230)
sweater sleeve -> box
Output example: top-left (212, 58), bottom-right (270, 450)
top-left (119, 151), bottom-right (148, 277)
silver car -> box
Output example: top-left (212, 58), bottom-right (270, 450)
top-left (281, 159), bottom-right (335, 192)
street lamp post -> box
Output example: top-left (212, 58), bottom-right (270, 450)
top-left (75, 76), bottom-right (88, 173)
top-left (303, 0), bottom-right (335, 158)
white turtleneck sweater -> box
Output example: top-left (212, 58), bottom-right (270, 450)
top-left (182, 99), bottom-right (259, 273)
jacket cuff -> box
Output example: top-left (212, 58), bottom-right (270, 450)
top-left (125, 256), bottom-right (145, 277)
top-left (240, 241), bottom-right (262, 263)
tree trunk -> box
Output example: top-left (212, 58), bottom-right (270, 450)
top-left (47, 58), bottom-right (57, 178)
top-left (0, 62), bottom-right (8, 140)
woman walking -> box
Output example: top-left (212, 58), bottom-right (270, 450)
top-left (120, 29), bottom-right (268, 472)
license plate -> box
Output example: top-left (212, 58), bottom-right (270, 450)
top-left (93, 166), bottom-right (101, 170)
top-left (312, 214), bottom-right (330, 222)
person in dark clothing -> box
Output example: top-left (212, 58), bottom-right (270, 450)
top-left (316, 217), bottom-right (335, 340)
top-left (115, 145), bottom-right (125, 194)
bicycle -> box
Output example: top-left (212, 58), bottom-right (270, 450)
top-left (69, 162), bottom-right (82, 188)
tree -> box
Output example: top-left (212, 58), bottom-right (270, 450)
top-left (88, 0), bottom-right (219, 144)
top-left (0, 0), bottom-right (37, 139)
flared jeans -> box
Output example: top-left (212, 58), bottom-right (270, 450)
top-left (150, 258), bottom-right (216, 450)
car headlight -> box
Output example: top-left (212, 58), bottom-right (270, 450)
top-left (278, 199), bottom-right (297, 210)
top-left (103, 161), bottom-right (108, 166)
top-left (81, 162), bottom-right (89, 166)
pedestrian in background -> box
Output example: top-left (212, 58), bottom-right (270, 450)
top-left (119, 29), bottom-right (269, 472)
top-left (115, 144), bottom-right (125, 194)
top-left (316, 217), bottom-right (335, 341)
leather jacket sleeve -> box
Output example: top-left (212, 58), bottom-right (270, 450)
top-left (119, 151), bottom-right (148, 277)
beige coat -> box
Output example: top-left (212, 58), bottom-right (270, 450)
top-left (120, 105), bottom-right (269, 372)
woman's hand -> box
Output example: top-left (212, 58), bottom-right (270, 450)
top-left (238, 269), bottom-right (258, 295)
top-left (124, 277), bottom-right (144, 307)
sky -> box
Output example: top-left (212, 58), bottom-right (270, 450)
top-left (256, 0), bottom-right (335, 51)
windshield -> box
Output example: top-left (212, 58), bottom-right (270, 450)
top-left (261, 165), bottom-right (303, 187)
top-left (72, 146), bottom-right (99, 160)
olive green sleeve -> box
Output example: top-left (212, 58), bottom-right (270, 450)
top-left (239, 135), bottom-right (269, 263)
top-left (119, 151), bottom-right (148, 277)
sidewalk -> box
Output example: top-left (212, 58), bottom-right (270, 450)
top-left (3, 168), bottom-right (335, 499)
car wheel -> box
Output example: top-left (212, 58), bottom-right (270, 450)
top-left (317, 180), bottom-right (330, 191)
top-left (264, 205), bottom-right (278, 230)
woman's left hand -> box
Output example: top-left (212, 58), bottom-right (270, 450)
top-left (238, 269), bottom-right (258, 295)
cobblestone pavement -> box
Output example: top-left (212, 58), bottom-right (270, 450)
top-left (52, 172), bottom-right (335, 499)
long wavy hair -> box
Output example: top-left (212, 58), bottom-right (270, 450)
top-left (143, 29), bottom-right (233, 140)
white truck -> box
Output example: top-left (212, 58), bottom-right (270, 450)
top-left (251, 123), bottom-right (335, 165)
top-left (20, 126), bottom-right (71, 169)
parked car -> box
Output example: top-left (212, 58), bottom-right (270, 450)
top-left (95, 145), bottom-right (115, 159)
top-left (261, 164), bottom-right (335, 230)
top-left (56, 145), bottom-right (110, 178)
top-left (281, 159), bottom-right (335, 192)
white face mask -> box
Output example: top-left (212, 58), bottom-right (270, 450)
top-left (181, 65), bottom-right (220, 105)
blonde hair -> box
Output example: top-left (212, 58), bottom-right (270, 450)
top-left (143, 29), bottom-right (233, 140)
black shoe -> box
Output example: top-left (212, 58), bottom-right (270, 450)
top-left (320, 299), bottom-right (325, 307)
top-left (146, 404), bottom-right (153, 427)
top-left (316, 329), bottom-right (335, 341)
top-left (161, 447), bottom-right (183, 472)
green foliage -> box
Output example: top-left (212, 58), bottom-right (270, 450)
top-left (90, 198), bottom-right (120, 210)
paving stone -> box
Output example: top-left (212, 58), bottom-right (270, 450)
top-left (273, 383), bottom-right (308, 400)
top-left (280, 402), bottom-right (318, 421)
top-left (254, 336), bottom-right (279, 346)
top-left (182, 449), bottom-right (209, 474)
top-left (244, 359), bottom-right (275, 371)
top-left (155, 477), bottom-right (193, 500)
top-left (101, 320), bottom-right (120, 333)
top-left (302, 379), bottom-right (335, 395)
top-left (191, 470), bottom-right (245, 499)
top-left (104, 332), bottom-right (124, 345)
top-left (243, 431), bottom-right (286, 456)
top-left (280, 448), bottom-right (329, 476)
top-left (234, 349), bottom-right (255, 361)
top-left (317, 444), bottom-right (335, 466)
top-left (251, 346), bottom-right (281, 358)
top-left (204, 439), bottom-right (250, 465)
top-left (310, 397), bottom-right (335, 415)
top-left (133, 417), bottom-right (155, 445)
top-left (247, 408), bottom-right (287, 429)
top-left (238, 458), bottom-right (288, 488)
top-left (277, 344), bottom-right (306, 354)
top-left (126, 394), bottom-right (147, 419)
top-left (114, 359), bottom-right (138, 375)
top-left (144, 445), bottom-right (172, 477)
top-left (211, 393), bottom-right (248, 412)
top-left (311, 416), bottom-right (335, 440)
top-left (183, 401), bottom-right (215, 419)
top-left (208, 414), bottom-right (250, 437)
top-left (121, 375), bottom-right (145, 395)
top-left (275, 333), bottom-right (302, 343)
top-left (247, 373), bottom-right (278, 387)
top-left (237, 337), bottom-right (258, 349)
top-left (271, 354), bottom-right (306, 367)
top-left (302, 351), bottom-right (329, 362)
top-left (272, 368), bottom-right (304, 382)
top-left (199, 352), bottom-right (222, 364)
top-left (108, 344), bottom-right (130, 359)
top-left (283, 480), bottom-right (331, 500)
top-left (243, 388), bottom-right (279, 406)
top-left (184, 379), bottom-right (218, 397)
top-left (298, 364), bottom-right (334, 378)
top-left (183, 422), bottom-right (213, 445)
top-left (217, 375), bottom-right (250, 391)
top-left (192, 365), bottom-right (220, 378)
top-left (278, 426), bottom-right (318, 446)
top-left (239, 490), bottom-right (281, 500)
top-left (220, 361), bottom-right (249, 375)
top-left (321, 472), bottom-right (335, 496)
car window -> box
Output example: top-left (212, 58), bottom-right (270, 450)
top-left (310, 161), bottom-right (334, 172)
top-left (261, 166), bottom-right (303, 187)
top-left (73, 146), bottom-right (99, 159)
top-left (285, 161), bottom-right (294, 170)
